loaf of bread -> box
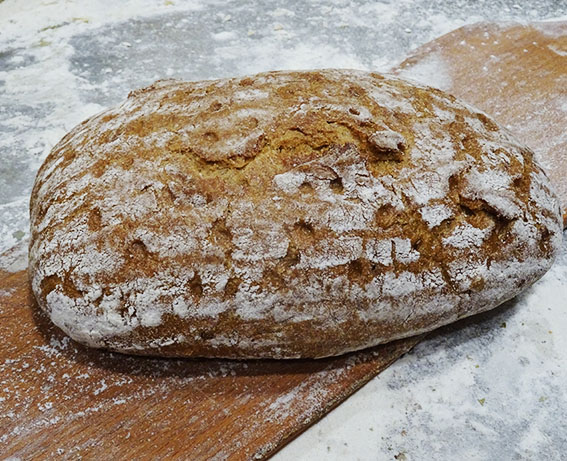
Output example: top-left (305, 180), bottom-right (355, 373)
top-left (29, 69), bottom-right (563, 358)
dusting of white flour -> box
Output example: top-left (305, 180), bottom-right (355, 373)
top-left (2, 0), bottom-right (567, 459)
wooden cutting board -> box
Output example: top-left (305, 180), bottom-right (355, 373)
top-left (1, 21), bottom-right (566, 460)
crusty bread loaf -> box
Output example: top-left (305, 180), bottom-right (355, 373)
top-left (29, 69), bottom-right (563, 359)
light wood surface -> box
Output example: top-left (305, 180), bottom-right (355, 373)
top-left (395, 21), bottom-right (567, 227)
top-left (1, 20), bottom-right (565, 460)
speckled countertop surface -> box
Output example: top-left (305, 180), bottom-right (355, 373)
top-left (1, 0), bottom-right (566, 459)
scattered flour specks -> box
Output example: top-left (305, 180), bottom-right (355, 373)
top-left (2, 0), bottom-right (567, 458)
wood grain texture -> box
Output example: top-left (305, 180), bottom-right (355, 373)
top-left (395, 21), bottom-right (567, 227)
top-left (1, 20), bottom-right (566, 460)
top-left (0, 262), bottom-right (420, 460)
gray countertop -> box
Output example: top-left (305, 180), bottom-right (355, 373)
top-left (1, 0), bottom-right (566, 459)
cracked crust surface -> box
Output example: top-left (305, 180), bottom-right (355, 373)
top-left (29, 69), bottom-right (563, 358)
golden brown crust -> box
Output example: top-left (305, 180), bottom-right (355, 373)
top-left (28, 69), bottom-right (563, 358)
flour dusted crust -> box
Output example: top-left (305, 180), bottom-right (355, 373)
top-left (29, 70), bottom-right (563, 358)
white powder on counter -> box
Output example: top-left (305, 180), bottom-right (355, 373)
top-left (2, 1), bottom-right (566, 459)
